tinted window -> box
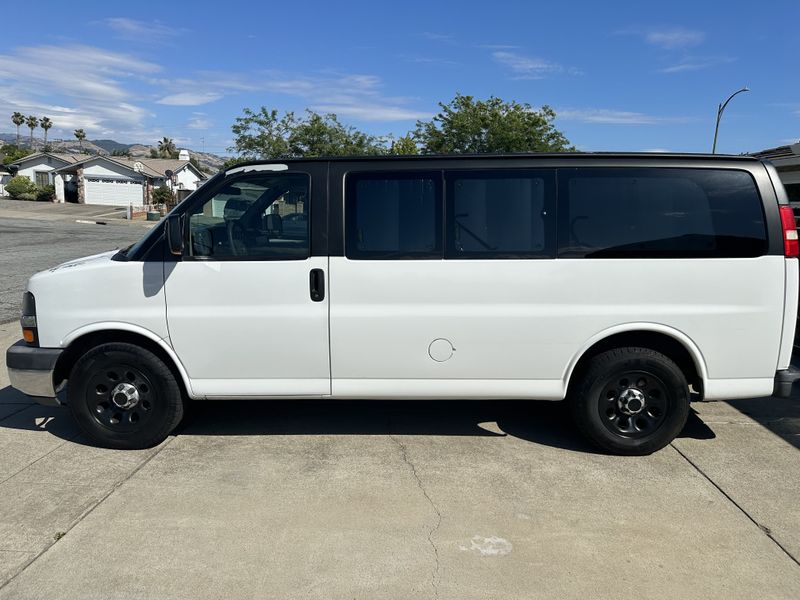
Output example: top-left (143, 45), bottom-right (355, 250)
top-left (558, 168), bottom-right (767, 258)
top-left (446, 170), bottom-right (555, 258)
top-left (188, 173), bottom-right (309, 260)
top-left (346, 172), bottom-right (442, 259)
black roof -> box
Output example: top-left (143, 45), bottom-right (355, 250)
top-left (225, 151), bottom-right (760, 170)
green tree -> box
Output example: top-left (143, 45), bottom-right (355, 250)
top-left (1, 145), bottom-right (32, 165)
top-left (229, 108), bottom-right (295, 159)
top-left (25, 115), bottom-right (38, 150)
top-left (389, 134), bottom-right (419, 155)
top-left (40, 117), bottom-right (52, 147)
top-left (414, 94), bottom-right (573, 154)
top-left (74, 128), bottom-right (86, 150)
top-left (11, 112), bottom-right (25, 147)
top-left (229, 107), bottom-right (386, 159)
top-left (157, 137), bottom-right (177, 158)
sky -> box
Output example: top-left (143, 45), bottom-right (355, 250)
top-left (0, 0), bottom-right (797, 156)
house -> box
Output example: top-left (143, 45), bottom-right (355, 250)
top-left (750, 142), bottom-right (800, 203)
top-left (3, 152), bottom-right (91, 201)
top-left (0, 164), bottom-right (10, 196)
top-left (53, 155), bottom-right (207, 206)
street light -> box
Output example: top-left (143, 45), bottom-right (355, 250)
top-left (712, 86), bottom-right (749, 154)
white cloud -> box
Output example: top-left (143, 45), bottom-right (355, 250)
top-left (0, 44), bottom-right (159, 137)
top-left (104, 17), bottom-right (183, 42)
top-left (660, 56), bottom-right (736, 73)
top-left (558, 108), bottom-right (694, 125)
top-left (645, 28), bottom-right (705, 49)
top-left (187, 114), bottom-right (213, 129)
top-left (157, 92), bottom-right (223, 106)
top-left (492, 51), bottom-right (573, 79)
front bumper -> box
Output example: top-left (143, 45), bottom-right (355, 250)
top-left (6, 341), bottom-right (63, 406)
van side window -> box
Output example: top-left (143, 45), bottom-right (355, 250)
top-left (445, 170), bottom-right (555, 258)
top-left (558, 168), bottom-right (768, 258)
top-left (188, 173), bottom-right (309, 260)
top-left (346, 172), bottom-right (442, 259)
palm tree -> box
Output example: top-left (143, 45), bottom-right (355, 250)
top-left (74, 128), bottom-right (86, 150)
top-left (40, 117), bottom-right (53, 148)
top-left (25, 116), bottom-right (38, 149)
top-left (157, 137), bottom-right (176, 158)
top-left (11, 112), bottom-right (24, 147)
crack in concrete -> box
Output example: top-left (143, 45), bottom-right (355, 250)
top-left (0, 437), bottom-right (175, 592)
top-left (671, 443), bottom-right (800, 568)
top-left (390, 435), bottom-right (442, 599)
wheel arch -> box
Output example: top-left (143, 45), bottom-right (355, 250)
top-left (563, 324), bottom-right (708, 398)
top-left (53, 323), bottom-right (194, 398)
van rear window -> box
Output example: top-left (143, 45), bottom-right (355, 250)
top-left (557, 168), bottom-right (767, 258)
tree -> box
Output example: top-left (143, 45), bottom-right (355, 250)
top-left (1, 145), bottom-right (32, 165)
top-left (414, 94), bottom-right (574, 154)
top-left (25, 116), bottom-right (38, 149)
top-left (389, 134), bottom-right (419, 155)
top-left (157, 137), bottom-right (177, 158)
top-left (40, 117), bottom-right (52, 147)
top-left (11, 112), bottom-right (24, 147)
top-left (229, 107), bottom-right (386, 159)
top-left (74, 128), bottom-right (86, 150)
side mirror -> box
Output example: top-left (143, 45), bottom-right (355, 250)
top-left (165, 213), bottom-right (184, 256)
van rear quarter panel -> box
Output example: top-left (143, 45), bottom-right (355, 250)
top-left (329, 255), bottom-right (784, 393)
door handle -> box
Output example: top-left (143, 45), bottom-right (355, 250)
top-left (310, 269), bottom-right (325, 302)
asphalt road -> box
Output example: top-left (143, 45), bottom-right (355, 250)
top-left (0, 216), bottom-right (147, 322)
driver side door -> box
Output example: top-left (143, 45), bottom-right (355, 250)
top-left (164, 167), bottom-right (330, 398)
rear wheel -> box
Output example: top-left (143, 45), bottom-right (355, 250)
top-left (67, 343), bottom-right (183, 449)
top-left (569, 347), bottom-right (689, 455)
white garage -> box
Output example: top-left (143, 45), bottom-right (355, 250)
top-left (84, 177), bottom-right (144, 206)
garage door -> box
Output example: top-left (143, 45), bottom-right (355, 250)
top-left (85, 178), bottom-right (144, 206)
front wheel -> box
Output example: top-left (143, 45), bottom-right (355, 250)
top-left (67, 343), bottom-right (184, 449)
top-left (569, 347), bottom-right (690, 455)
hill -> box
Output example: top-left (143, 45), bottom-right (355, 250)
top-left (0, 134), bottom-right (226, 173)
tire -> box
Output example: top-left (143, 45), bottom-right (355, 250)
top-left (569, 347), bottom-right (690, 455)
top-left (67, 343), bottom-right (184, 449)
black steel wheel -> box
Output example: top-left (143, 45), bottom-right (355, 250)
top-left (569, 347), bottom-right (690, 455)
top-left (68, 343), bottom-right (184, 449)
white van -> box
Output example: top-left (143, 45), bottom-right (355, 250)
top-left (6, 154), bottom-right (799, 454)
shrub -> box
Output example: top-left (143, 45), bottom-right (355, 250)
top-left (5, 175), bottom-right (37, 199)
top-left (152, 185), bottom-right (176, 208)
top-left (36, 184), bottom-right (56, 202)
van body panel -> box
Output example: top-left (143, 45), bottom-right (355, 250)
top-left (164, 256), bottom-right (331, 397)
top-left (29, 252), bottom-right (169, 349)
top-left (328, 256), bottom-right (783, 397)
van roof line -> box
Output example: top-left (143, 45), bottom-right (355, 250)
top-left (223, 151), bottom-right (760, 171)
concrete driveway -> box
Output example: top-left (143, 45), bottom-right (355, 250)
top-left (1, 320), bottom-right (799, 599)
